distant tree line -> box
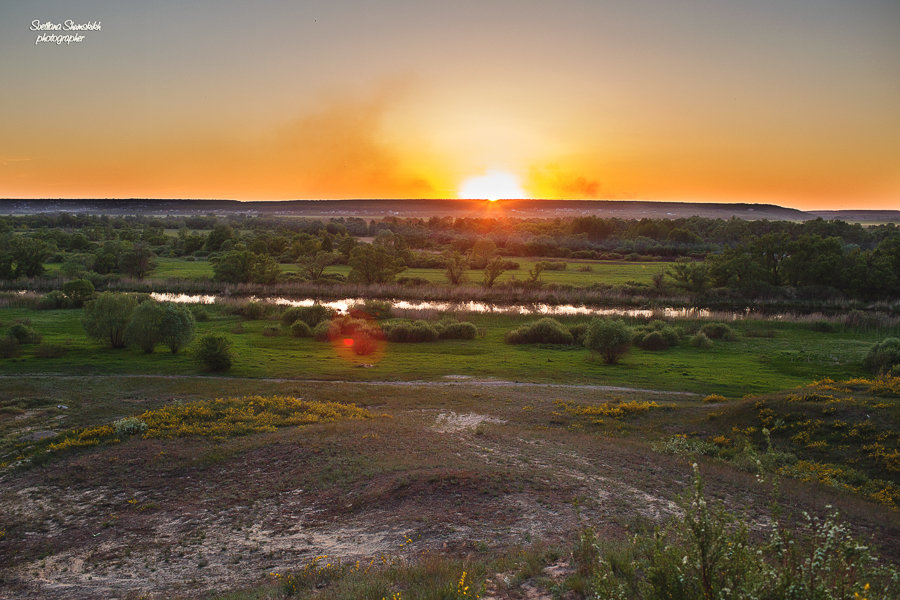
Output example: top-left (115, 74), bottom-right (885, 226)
top-left (0, 213), bottom-right (897, 299)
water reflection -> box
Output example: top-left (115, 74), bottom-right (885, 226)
top-left (149, 292), bottom-right (716, 320)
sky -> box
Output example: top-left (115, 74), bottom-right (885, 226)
top-left (1, 0), bottom-right (898, 210)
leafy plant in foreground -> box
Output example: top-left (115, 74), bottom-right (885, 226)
top-left (591, 465), bottom-right (899, 600)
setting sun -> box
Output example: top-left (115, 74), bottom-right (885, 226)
top-left (458, 170), bottom-right (527, 201)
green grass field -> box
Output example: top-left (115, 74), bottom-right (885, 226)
top-left (45, 257), bottom-right (670, 287)
top-left (0, 304), bottom-right (890, 397)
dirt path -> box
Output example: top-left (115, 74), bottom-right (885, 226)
top-left (0, 373), bottom-right (699, 396)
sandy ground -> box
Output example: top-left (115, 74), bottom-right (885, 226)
top-left (0, 380), bottom-right (894, 599)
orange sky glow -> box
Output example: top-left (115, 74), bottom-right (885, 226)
top-left (1, 1), bottom-right (898, 210)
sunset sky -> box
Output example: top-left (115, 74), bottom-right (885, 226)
top-left (1, 0), bottom-right (898, 209)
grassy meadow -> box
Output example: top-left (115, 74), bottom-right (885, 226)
top-left (0, 302), bottom-right (890, 396)
top-left (43, 256), bottom-right (670, 287)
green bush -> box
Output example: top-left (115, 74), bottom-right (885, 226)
top-left (37, 290), bottom-right (70, 310)
top-left (313, 316), bottom-right (384, 343)
top-left (568, 323), bottom-right (590, 345)
top-left (190, 306), bottom-right (210, 322)
top-left (633, 320), bottom-right (681, 350)
top-left (351, 333), bottom-right (378, 355)
top-left (235, 301), bottom-right (267, 320)
top-left (584, 318), bottom-right (632, 364)
top-left (436, 321), bottom-right (478, 340)
top-left (290, 320), bottom-right (313, 338)
top-left (505, 318), bottom-right (575, 345)
top-left (195, 334), bottom-right (234, 372)
top-left (281, 304), bottom-right (333, 327)
top-left (125, 300), bottom-right (164, 353)
top-left (700, 322), bottom-right (737, 340)
top-left (313, 320), bottom-right (333, 342)
top-left (636, 330), bottom-right (668, 350)
top-left (82, 292), bottom-right (138, 348)
top-left (62, 279), bottom-right (95, 306)
top-left (689, 332), bottom-right (713, 348)
top-left (7, 323), bottom-right (42, 345)
top-left (157, 303), bottom-right (196, 354)
top-left (384, 319), bottom-right (439, 343)
top-left (349, 299), bottom-right (393, 320)
top-left (863, 337), bottom-right (900, 375)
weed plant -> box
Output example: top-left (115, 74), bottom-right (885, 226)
top-left (591, 465), bottom-right (899, 599)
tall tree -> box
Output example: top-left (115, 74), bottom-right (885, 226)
top-left (347, 244), bottom-right (406, 284)
top-left (482, 256), bottom-right (508, 288)
top-left (297, 251), bottom-right (338, 281)
top-left (119, 242), bottom-right (158, 279)
top-left (158, 302), bottom-right (196, 354)
top-left (82, 292), bottom-right (138, 348)
top-left (443, 251), bottom-right (469, 285)
top-left (125, 300), bottom-right (165, 353)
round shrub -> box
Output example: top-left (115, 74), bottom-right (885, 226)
top-left (384, 320), bottom-right (439, 343)
top-left (584, 318), bottom-right (632, 364)
top-left (290, 320), bottom-right (313, 338)
top-left (235, 301), bottom-right (266, 320)
top-left (863, 337), bottom-right (900, 375)
top-left (281, 304), bottom-right (333, 328)
top-left (114, 417), bottom-right (148, 437)
top-left (313, 319), bottom-right (333, 342)
top-left (7, 323), bottom-right (42, 345)
top-left (437, 321), bottom-right (478, 340)
top-left (62, 279), bottom-right (95, 306)
top-left (351, 333), bottom-right (378, 355)
top-left (689, 332), bottom-right (713, 349)
top-left (700, 322), bottom-right (737, 341)
top-left (38, 290), bottom-right (70, 310)
top-left (195, 334), bottom-right (234, 372)
top-left (505, 318), bottom-right (574, 345)
top-left (262, 326), bottom-right (281, 337)
top-left (191, 306), bottom-right (210, 322)
top-left (568, 323), bottom-right (590, 345)
top-left (638, 330), bottom-right (669, 351)
top-left (348, 300), bottom-right (393, 320)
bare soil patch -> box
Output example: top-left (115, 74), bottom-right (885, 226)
top-left (0, 379), bottom-right (896, 599)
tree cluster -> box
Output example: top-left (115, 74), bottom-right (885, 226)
top-left (82, 293), bottom-right (195, 353)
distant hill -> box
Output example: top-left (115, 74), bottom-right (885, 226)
top-left (809, 210), bottom-right (900, 223)
top-left (0, 198), bottom-right (831, 221)
top-left (2, 198), bottom-right (894, 222)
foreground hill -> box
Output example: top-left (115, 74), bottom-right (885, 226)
top-left (1, 375), bottom-right (897, 599)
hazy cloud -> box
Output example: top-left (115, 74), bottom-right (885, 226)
top-left (528, 165), bottom-right (600, 199)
